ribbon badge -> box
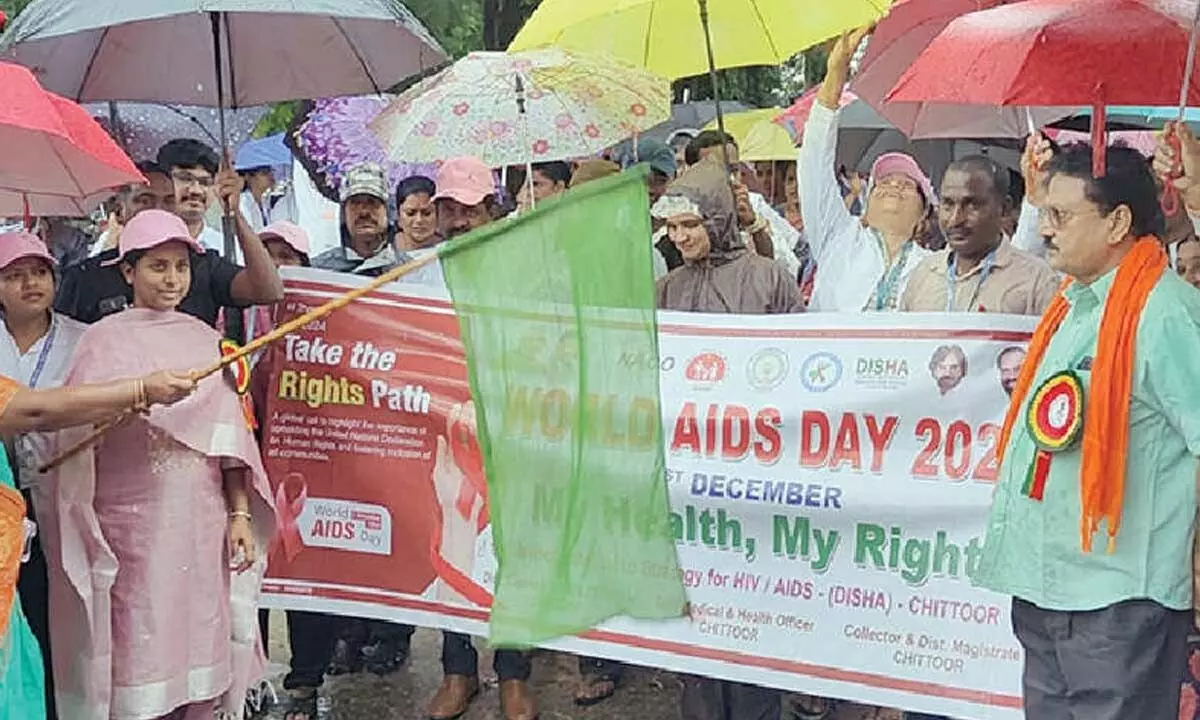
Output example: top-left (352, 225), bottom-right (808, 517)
top-left (271, 472), bottom-right (308, 562)
top-left (1021, 370), bottom-right (1085, 502)
top-left (219, 339), bottom-right (257, 431)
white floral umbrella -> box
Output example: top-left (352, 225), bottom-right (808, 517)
top-left (370, 48), bottom-right (671, 168)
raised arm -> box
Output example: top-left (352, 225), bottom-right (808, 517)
top-left (214, 154), bottom-right (284, 306)
top-left (1011, 134), bottom-right (1055, 258)
top-left (798, 27), bottom-right (872, 263)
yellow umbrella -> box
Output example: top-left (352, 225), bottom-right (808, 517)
top-left (509, 0), bottom-right (890, 80)
top-left (703, 107), bottom-right (795, 161)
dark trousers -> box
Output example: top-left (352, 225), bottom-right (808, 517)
top-left (442, 631), bottom-right (531, 682)
top-left (281, 611), bottom-right (339, 690)
top-left (1012, 597), bottom-right (1190, 720)
top-left (679, 676), bottom-right (780, 720)
top-left (17, 489), bottom-right (56, 720)
top-left (338, 617), bottom-right (415, 646)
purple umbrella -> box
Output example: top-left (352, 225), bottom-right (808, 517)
top-left (288, 95), bottom-right (437, 203)
top-left (87, 102), bottom-right (267, 163)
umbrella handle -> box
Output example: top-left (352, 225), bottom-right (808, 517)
top-left (1162, 131), bottom-right (1183, 216)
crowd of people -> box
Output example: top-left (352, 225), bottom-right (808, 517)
top-left (6, 20), bottom-right (1200, 720)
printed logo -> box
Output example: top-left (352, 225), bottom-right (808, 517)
top-left (685, 352), bottom-right (727, 387)
top-left (854, 357), bottom-right (911, 390)
top-left (800, 352), bottom-right (842, 392)
top-left (618, 351), bottom-right (676, 373)
top-left (747, 348), bottom-right (790, 391)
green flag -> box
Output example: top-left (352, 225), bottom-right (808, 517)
top-left (438, 167), bottom-right (685, 646)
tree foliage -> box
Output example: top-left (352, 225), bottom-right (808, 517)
top-left (0, 0), bottom-right (30, 24)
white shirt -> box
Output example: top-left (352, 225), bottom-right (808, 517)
top-left (1013, 200), bottom-right (1047, 260)
top-left (650, 227), bottom-right (670, 280)
top-left (239, 190), bottom-right (272, 234)
top-left (799, 102), bottom-right (931, 312)
top-left (749, 191), bottom-right (802, 280)
top-left (198, 224), bottom-right (240, 264)
top-left (0, 313), bottom-right (88, 481)
top-left (89, 228), bottom-right (115, 257)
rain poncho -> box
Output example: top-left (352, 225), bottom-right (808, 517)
top-left (655, 158), bottom-right (803, 314)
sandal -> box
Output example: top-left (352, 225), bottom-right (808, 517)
top-left (282, 687), bottom-right (320, 720)
top-left (244, 679), bottom-right (278, 719)
top-left (573, 673), bottom-right (619, 707)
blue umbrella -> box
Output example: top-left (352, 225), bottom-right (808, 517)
top-left (235, 134), bottom-right (292, 172)
top-left (1105, 105), bottom-right (1200, 127)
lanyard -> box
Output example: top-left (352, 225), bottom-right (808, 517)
top-left (946, 249), bottom-right (996, 313)
top-left (871, 238), bottom-right (914, 312)
top-left (26, 317), bottom-right (58, 389)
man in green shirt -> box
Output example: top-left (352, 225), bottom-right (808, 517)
top-left (978, 143), bottom-right (1200, 719)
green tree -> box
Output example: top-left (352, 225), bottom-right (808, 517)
top-left (252, 0), bottom-right (493, 137)
top-left (0, 0), bottom-right (30, 23)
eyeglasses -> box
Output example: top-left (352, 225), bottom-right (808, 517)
top-left (1039, 205), bottom-right (1103, 231)
top-left (170, 171), bottom-right (214, 188)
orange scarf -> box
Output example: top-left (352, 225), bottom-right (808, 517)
top-left (997, 237), bottom-right (1167, 554)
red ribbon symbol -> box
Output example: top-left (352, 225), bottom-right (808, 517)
top-left (271, 473), bottom-right (308, 562)
top-left (450, 417), bottom-right (489, 533)
top-left (428, 416), bottom-right (494, 607)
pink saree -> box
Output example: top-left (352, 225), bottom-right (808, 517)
top-left (35, 309), bottom-right (274, 720)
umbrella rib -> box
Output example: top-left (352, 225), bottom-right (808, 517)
top-left (641, 2), bottom-right (657, 70)
top-left (332, 18), bottom-right (382, 96)
top-left (746, 2), bottom-right (783, 62)
top-left (45, 137), bottom-right (88, 199)
top-left (78, 27), bottom-right (112, 102)
top-left (162, 105), bottom-right (221, 146)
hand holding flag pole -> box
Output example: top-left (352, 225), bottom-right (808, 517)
top-left (38, 251), bottom-right (441, 473)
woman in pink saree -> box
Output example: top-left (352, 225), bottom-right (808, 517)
top-left (39, 210), bottom-right (275, 720)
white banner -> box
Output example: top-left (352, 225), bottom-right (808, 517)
top-left (261, 273), bottom-right (1037, 719)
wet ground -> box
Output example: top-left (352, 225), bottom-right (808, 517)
top-left (261, 618), bottom-right (682, 719)
top-left (259, 614), bottom-right (906, 720)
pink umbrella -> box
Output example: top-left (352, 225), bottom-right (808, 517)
top-left (774, 87), bottom-right (858, 142)
top-left (852, 0), bottom-right (1078, 138)
top-left (1, 62), bottom-right (144, 217)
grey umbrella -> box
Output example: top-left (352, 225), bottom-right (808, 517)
top-left (0, 0), bottom-right (446, 108)
top-left (0, 0), bottom-right (446, 269)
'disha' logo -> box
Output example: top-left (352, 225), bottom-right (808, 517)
top-left (685, 352), bottom-right (727, 388)
top-left (855, 356), bottom-right (910, 390)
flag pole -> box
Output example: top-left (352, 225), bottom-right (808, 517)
top-left (38, 251), bottom-right (440, 473)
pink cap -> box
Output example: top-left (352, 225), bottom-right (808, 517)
top-left (260, 220), bottom-right (311, 258)
top-left (433, 157), bottom-right (494, 206)
top-left (0, 232), bottom-right (56, 272)
top-left (871, 152), bottom-right (936, 206)
top-left (106, 209), bottom-right (204, 265)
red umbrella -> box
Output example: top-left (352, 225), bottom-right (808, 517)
top-left (774, 87), bottom-right (857, 143)
top-left (852, 0), bottom-right (1077, 138)
top-left (887, 0), bottom-right (1200, 175)
top-left (0, 61), bottom-right (144, 217)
